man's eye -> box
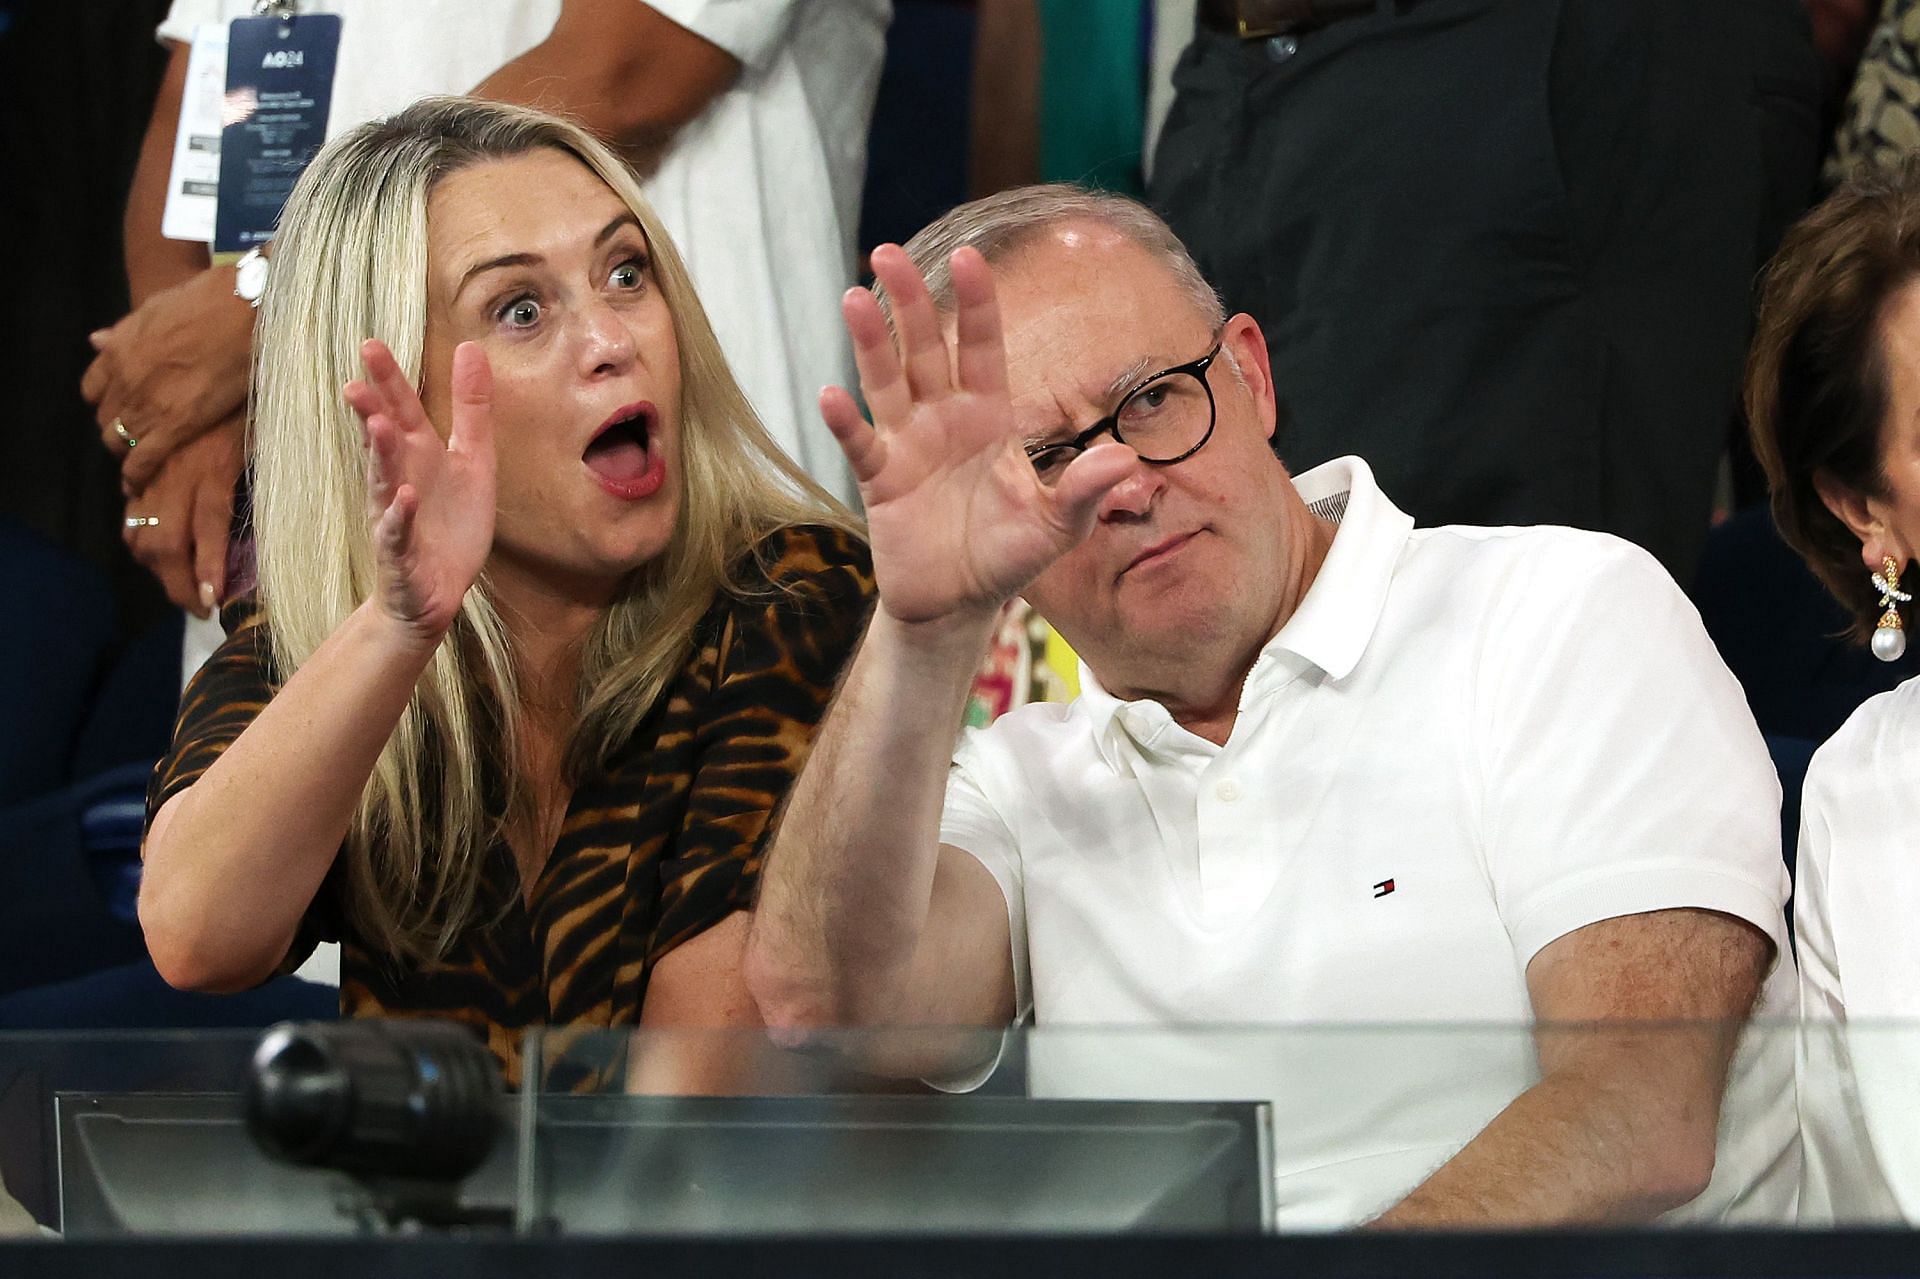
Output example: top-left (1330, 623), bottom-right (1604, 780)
top-left (1125, 384), bottom-right (1174, 415)
top-left (1027, 445), bottom-right (1075, 479)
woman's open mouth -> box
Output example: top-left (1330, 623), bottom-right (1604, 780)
top-left (583, 401), bottom-right (666, 500)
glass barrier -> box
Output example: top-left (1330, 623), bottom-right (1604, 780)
top-left (4, 1018), bottom-right (1918, 1239)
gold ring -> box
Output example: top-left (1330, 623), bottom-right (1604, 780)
top-left (124, 515), bottom-right (160, 529)
top-left (112, 419), bottom-right (138, 448)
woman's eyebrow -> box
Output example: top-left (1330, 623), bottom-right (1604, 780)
top-left (454, 251), bottom-right (540, 303)
top-left (452, 215), bottom-right (644, 302)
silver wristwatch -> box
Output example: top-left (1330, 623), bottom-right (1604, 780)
top-left (234, 246), bottom-right (270, 308)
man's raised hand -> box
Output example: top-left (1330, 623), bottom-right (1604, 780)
top-left (819, 246), bottom-right (1133, 628)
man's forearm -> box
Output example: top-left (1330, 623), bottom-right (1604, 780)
top-left (470, 2), bottom-right (739, 179)
top-left (1369, 1035), bottom-right (1727, 1228)
top-left (124, 41), bottom-right (213, 306)
top-left (746, 609), bottom-right (992, 1030)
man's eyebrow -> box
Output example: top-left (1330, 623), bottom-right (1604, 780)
top-left (453, 215), bottom-right (644, 303)
top-left (1101, 355), bottom-right (1163, 405)
top-left (1020, 356), bottom-right (1174, 451)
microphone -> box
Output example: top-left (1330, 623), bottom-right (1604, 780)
top-left (245, 1019), bottom-right (503, 1181)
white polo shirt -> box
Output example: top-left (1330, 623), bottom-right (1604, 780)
top-left (940, 456), bottom-right (1798, 1228)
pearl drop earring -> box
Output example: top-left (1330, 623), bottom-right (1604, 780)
top-left (1872, 556), bottom-right (1910, 662)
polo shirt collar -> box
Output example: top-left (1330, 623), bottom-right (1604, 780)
top-left (1074, 455), bottom-right (1414, 760)
top-left (1265, 454), bottom-right (1415, 682)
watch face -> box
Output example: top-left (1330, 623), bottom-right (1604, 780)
top-left (237, 252), bottom-right (269, 302)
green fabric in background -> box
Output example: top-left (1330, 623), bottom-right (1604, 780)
top-left (1037, 0), bottom-right (1148, 195)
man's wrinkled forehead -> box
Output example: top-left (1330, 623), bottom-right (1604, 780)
top-left (981, 225), bottom-right (1218, 427)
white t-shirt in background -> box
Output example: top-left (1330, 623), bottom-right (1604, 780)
top-left (941, 455), bottom-right (1800, 1228)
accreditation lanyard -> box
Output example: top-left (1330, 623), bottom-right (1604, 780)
top-left (161, 0), bottom-right (342, 252)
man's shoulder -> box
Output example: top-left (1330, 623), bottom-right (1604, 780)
top-left (1399, 522), bottom-right (1679, 608)
top-left (1407, 520), bottom-right (1662, 570)
top-left (954, 700), bottom-right (1097, 772)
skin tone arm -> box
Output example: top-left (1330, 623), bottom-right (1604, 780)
top-left (744, 246), bottom-right (1136, 1065)
top-left (92, 39), bottom-right (268, 617)
top-left (472, 0), bottom-right (741, 180)
top-left (969, 0), bottom-right (1040, 198)
top-left (124, 40), bottom-right (214, 305)
top-left (632, 910), bottom-right (910, 1094)
top-left (1370, 908), bottom-right (1771, 1227)
top-left (140, 341), bottom-right (496, 992)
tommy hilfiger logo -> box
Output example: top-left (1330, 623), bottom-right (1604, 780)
top-left (1373, 879), bottom-right (1395, 898)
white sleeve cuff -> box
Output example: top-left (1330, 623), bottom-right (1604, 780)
top-left (639, 0), bottom-right (797, 70)
top-left (1509, 863), bottom-right (1789, 974)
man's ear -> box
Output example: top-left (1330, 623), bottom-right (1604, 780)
top-left (1220, 313), bottom-right (1278, 440)
top-left (1813, 469), bottom-right (1907, 570)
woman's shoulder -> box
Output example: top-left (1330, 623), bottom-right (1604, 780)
top-left (710, 522), bottom-right (874, 678)
top-left (739, 521), bottom-right (873, 588)
top-left (726, 521), bottom-right (875, 620)
top-left (191, 594), bottom-right (278, 688)
top-left (1804, 675), bottom-right (1920, 823)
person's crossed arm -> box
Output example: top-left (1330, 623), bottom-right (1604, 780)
top-left (88, 0), bottom-right (742, 616)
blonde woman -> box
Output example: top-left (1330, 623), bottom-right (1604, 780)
top-left (136, 98), bottom-right (872, 1083)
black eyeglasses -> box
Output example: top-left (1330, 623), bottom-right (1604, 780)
top-left (1024, 340), bottom-right (1223, 487)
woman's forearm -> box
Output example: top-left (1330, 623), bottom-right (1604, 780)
top-left (139, 601), bottom-right (444, 990)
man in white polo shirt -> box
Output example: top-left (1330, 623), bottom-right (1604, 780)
top-left (744, 186), bottom-right (1798, 1229)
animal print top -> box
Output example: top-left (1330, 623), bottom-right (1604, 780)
top-left (145, 524), bottom-right (873, 1085)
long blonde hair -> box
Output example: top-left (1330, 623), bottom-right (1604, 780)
top-left (251, 96), bottom-right (857, 962)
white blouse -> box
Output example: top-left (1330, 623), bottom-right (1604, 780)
top-left (1796, 675), bottom-right (1920, 1222)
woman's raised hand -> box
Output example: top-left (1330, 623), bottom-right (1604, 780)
top-left (341, 339), bottom-right (496, 642)
top-left (820, 246), bottom-right (1134, 629)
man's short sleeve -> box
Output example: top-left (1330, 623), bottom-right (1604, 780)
top-left (1478, 535), bottom-right (1790, 967)
top-left (157, 0), bottom-right (235, 47)
top-left (940, 729), bottom-right (1031, 1020)
top-left (639, 0), bottom-right (798, 71)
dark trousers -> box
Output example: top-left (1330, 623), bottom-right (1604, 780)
top-left (1149, 0), bottom-right (1823, 578)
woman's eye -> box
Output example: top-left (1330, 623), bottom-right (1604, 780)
top-left (499, 297), bottom-right (541, 329)
top-left (610, 258), bottom-right (647, 290)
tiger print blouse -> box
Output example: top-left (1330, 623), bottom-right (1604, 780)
top-left (145, 524), bottom-right (873, 1085)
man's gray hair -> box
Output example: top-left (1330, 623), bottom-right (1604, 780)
top-left (881, 183), bottom-right (1226, 331)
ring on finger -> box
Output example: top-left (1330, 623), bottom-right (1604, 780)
top-left (124, 515), bottom-right (160, 529)
top-left (112, 419), bottom-right (138, 448)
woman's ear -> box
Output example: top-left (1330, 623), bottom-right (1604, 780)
top-left (1814, 469), bottom-right (1910, 570)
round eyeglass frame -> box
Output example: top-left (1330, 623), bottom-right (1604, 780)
top-left (1023, 339), bottom-right (1224, 479)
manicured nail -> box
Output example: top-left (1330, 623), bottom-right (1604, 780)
top-left (199, 581), bottom-right (217, 611)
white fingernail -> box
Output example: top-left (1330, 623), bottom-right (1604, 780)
top-left (199, 581), bottom-right (217, 610)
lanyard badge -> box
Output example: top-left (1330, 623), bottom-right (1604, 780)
top-left (211, 2), bottom-right (341, 252)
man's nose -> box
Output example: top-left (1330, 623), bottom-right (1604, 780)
top-left (1096, 452), bottom-right (1162, 522)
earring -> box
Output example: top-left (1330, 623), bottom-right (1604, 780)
top-left (1872, 556), bottom-right (1911, 662)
